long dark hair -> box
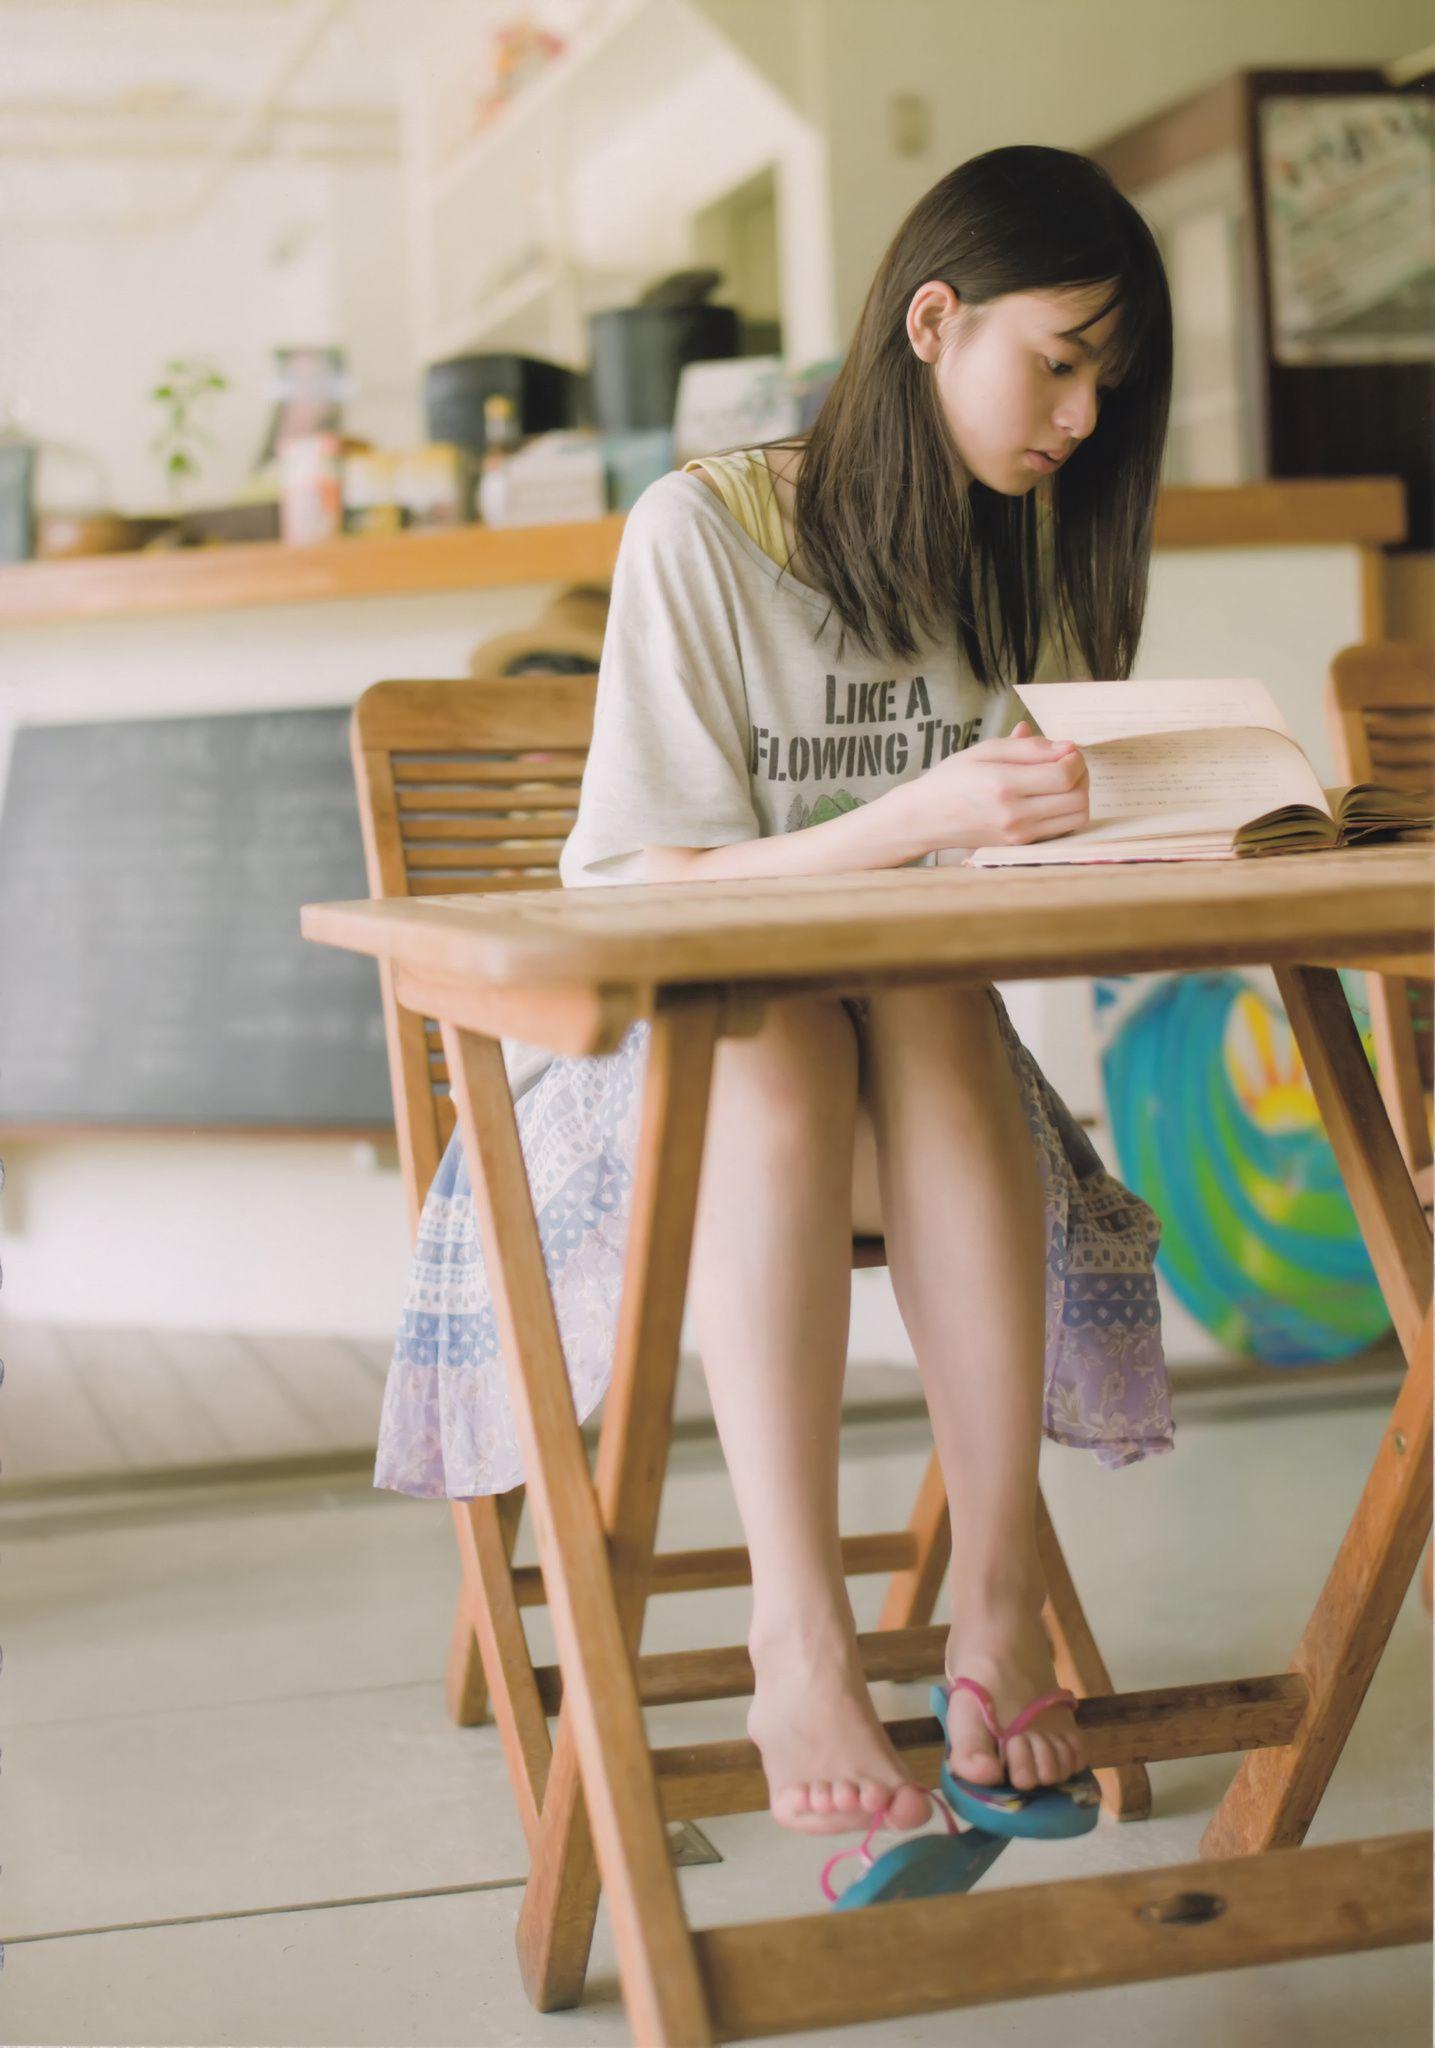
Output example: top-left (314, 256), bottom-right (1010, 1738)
top-left (789, 145), bottom-right (1172, 684)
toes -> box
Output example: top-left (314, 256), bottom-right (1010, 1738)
top-left (1039, 1728), bottom-right (1084, 1785)
top-left (1029, 1733), bottom-right (1061, 1786)
top-left (770, 1776), bottom-right (929, 1836)
top-left (1028, 1730), bottom-right (1085, 1785)
top-left (770, 1769), bottom-right (931, 1832)
top-left (946, 1699), bottom-right (1003, 1785)
top-left (1004, 1734), bottom-right (1036, 1791)
top-left (885, 1780), bottom-right (932, 1830)
top-left (957, 1745), bottom-right (1002, 1784)
top-left (949, 1713), bottom-right (1002, 1785)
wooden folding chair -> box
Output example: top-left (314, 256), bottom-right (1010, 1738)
top-left (348, 675), bottom-right (1150, 2010)
top-left (1326, 643), bottom-right (1435, 1211)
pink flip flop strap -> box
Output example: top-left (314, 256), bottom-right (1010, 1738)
top-left (999, 1687), bottom-right (1078, 1747)
top-left (819, 1788), bottom-right (956, 1904)
top-left (946, 1675), bottom-right (1002, 1745)
top-left (946, 1678), bottom-right (1078, 1759)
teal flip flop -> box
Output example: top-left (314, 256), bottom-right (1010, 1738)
top-left (821, 1790), bottom-right (1007, 1911)
top-left (931, 1680), bottom-right (1100, 1841)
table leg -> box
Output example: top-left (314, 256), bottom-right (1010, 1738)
top-left (1201, 1298), bottom-right (1432, 1858)
top-left (444, 995), bottom-right (722, 2036)
top-left (1201, 965), bottom-right (1434, 1858)
top-left (444, 1486), bottom-right (524, 1729)
top-left (447, 1487), bottom-right (551, 1847)
top-left (1273, 966), bottom-right (1431, 1364)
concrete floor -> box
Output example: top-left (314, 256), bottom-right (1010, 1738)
top-left (3, 1392), bottom-right (1430, 2047)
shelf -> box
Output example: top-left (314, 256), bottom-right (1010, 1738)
top-left (0, 480), bottom-right (1404, 628)
top-left (1150, 477), bottom-right (1404, 548)
top-left (0, 517), bottom-right (628, 626)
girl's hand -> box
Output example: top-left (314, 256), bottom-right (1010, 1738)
top-left (901, 720), bottom-right (1090, 853)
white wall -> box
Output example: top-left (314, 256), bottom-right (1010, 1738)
top-left (811, 0), bottom-right (1434, 340)
top-left (1, 159), bottom-right (420, 518)
top-left (0, 580), bottom-right (559, 1342)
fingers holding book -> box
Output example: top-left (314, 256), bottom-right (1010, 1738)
top-left (906, 719), bottom-right (1091, 854)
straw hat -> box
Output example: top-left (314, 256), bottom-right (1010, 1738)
top-left (467, 584), bottom-right (609, 679)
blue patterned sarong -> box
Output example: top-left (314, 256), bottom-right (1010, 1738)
top-left (374, 989), bottom-right (1173, 1498)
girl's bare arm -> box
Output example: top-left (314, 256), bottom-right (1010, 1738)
top-left (645, 781), bottom-right (925, 882)
top-left (644, 728), bottom-right (1087, 882)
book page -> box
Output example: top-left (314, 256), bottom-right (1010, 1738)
top-left (1016, 677), bottom-right (1295, 745)
top-left (1065, 726), bottom-right (1332, 837)
top-left (968, 834), bottom-right (1237, 866)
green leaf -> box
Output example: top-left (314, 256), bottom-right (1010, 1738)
top-left (809, 790), bottom-right (863, 825)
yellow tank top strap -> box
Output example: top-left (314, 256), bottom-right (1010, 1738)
top-left (682, 449), bottom-right (790, 570)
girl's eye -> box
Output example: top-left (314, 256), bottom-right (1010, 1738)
top-left (1044, 357), bottom-right (1076, 376)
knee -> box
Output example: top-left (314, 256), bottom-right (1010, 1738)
top-left (709, 995), bottom-right (858, 1143)
top-left (869, 978), bottom-right (994, 1036)
top-left (864, 978), bottom-right (1005, 1081)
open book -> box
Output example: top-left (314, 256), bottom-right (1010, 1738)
top-left (961, 678), bottom-right (1434, 867)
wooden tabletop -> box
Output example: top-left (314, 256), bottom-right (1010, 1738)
top-left (302, 844), bottom-right (1434, 993)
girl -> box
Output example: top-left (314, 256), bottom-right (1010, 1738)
top-left (378, 144), bottom-right (1175, 1842)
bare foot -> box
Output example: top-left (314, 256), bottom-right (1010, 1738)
top-left (747, 1617), bottom-right (931, 1836)
top-left (943, 1590), bottom-right (1087, 1793)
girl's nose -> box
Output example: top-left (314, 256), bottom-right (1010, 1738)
top-left (1054, 381), bottom-right (1099, 442)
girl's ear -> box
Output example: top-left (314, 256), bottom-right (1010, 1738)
top-left (905, 280), bottom-right (960, 363)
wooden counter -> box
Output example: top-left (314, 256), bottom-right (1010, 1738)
top-left (0, 513), bottom-right (629, 626)
top-left (0, 479), bottom-right (1405, 628)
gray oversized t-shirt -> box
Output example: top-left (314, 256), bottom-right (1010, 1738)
top-left (501, 468), bottom-right (1025, 1099)
top-left (559, 469), bottom-right (1018, 887)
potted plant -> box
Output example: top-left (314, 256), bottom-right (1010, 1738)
top-left (149, 357), bottom-right (228, 504)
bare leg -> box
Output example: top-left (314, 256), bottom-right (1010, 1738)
top-left (863, 981), bottom-right (1087, 1793)
top-left (688, 994), bottom-right (930, 1837)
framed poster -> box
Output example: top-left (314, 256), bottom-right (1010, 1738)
top-left (1260, 94), bottom-right (1435, 365)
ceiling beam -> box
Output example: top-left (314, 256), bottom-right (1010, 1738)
top-left (0, 97), bottom-right (398, 161)
top-left (0, 1), bottom-right (307, 11)
top-left (85, 0), bottom-right (354, 230)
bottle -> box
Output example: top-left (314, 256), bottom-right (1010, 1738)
top-left (0, 401), bottom-right (38, 564)
top-left (478, 393), bottom-right (521, 526)
top-left (278, 431), bottom-right (342, 546)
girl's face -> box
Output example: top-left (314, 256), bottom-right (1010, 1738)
top-left (907, 281), bottom-right (1125, 495)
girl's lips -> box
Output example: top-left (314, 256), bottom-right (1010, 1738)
top-left (1024, 449), bottom-right (1062, 474)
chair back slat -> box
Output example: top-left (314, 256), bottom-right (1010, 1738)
top-left (350, 677), bottom-right (597, 1234)
top-left (1326, 642), bottom-right (1435, 787)
top-left (1326, 642), bottom-right (1435, 1179)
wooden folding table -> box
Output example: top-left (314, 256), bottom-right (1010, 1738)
top-left (303, 845), bottom-right (1433, 2045)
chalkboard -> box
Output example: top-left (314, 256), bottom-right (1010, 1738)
top-left (0, 707), bottom-right (393, 1128)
